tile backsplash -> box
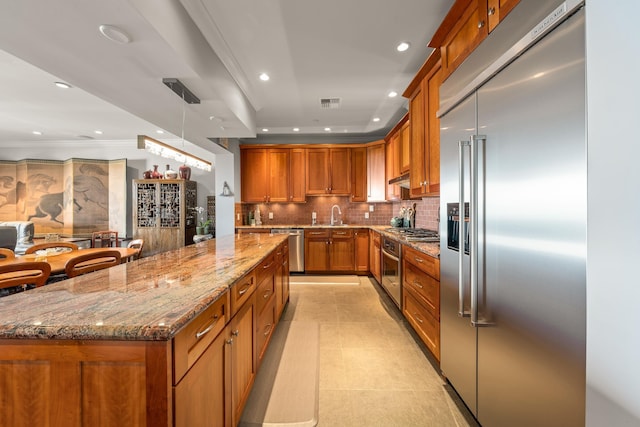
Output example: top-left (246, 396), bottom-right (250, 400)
top-left (241, 196), bottom-right (440, 231)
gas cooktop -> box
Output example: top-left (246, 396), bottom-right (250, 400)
top-left (385, 228), bottom-right (440, 243)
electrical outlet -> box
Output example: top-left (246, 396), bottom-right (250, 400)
top-left (364, 212), bottom-right (369, 219)
top-left (268, 212), bottom-right (274, 219)
top-left (369, 205), bottom-right (375, 212)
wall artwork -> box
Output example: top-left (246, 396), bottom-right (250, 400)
top-left (0, 158), bottom-right (126, 237)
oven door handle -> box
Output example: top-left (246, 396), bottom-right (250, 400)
top-left (381, 248), bottom-right (399, 263)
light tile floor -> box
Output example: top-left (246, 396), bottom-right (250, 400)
top-left (282, 276), bottom-right (479, 427)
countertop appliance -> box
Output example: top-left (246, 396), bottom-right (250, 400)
top-left (270, 229), bottom-right (304, 273)
top-left (439, 1), bottom-right (586, 426)
top-left (380, 236), bottom-right (401, 308)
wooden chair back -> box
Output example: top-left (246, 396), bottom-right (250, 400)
top-left (0, 248), bottom-right (16, 260)
top-left (91, 231), bottom-right (119, 248)
top-left (126, 239), bottom-right (144, 260)
top-left (0, 262), bottom-right (51, 290)
top-left (64, 250), bottom-right (122, 278)
top-left (25, 242), bottom-right (79, 254)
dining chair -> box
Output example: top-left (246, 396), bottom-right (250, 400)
top-left (64, 250), bottom-right (121, 278)
top-left (126, 239), bottom-right (144, 260)
top-left (91, 231), bottom-right (119, 248)
top-left (25, 242), bottom-right (79, 254)
top-left (0, 248), bottom-right (16, 260)
top-left (0, 262), bottom-right (51, 295)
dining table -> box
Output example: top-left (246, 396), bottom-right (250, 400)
top-left (0, 247), bottom-right (139, 275)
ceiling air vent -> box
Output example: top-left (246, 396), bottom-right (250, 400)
top-left (320, 98), bottom-right (341, 109)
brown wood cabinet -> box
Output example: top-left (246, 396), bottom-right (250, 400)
top-left (241, 148), bottom-right (290, 203)
top-left (405, 50), bottom-right (442, 198)
top-left (133, 179), bottom-right (197, 256)
top-left (369, 230), bottom-right (381, 284)
top-left (306, 148), bottom-right (351, 195)
top-left (350, 147), bottom-right (367, 202)
top-left (274, 239), bottom-right (290, 319)
top-left (400, 121), bottom-right (411, 174)
top-left (304, 228), bottom-right (359, 273)
top-left (430, 0), bottom-right (520, 81)
top-left (386, 136), bottom-right (401, 201)
top-left (354, 228), bottom-right (369, 273)
top-left (289, 148), bottom-right (306, 202)
top-left (402, 245), bottom-right (440, 360)
top-left (366, 141), bottom-right (386, 202)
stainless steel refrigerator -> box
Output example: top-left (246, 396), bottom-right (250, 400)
top-left (439, 1), bottom-right (586, 426)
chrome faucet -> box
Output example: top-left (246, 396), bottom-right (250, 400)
top-left (330, 204), bottom-right (342, 225)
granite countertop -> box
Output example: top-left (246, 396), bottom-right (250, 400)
top-left (0, 233), bottom-right (287, 342)
top-left (237, 224), bottom-right (441, 259)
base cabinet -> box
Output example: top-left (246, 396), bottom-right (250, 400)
top-left (402, 245), bottom-right (440, 360)
top-left (369, 230), bottom-right (381, 283)
top-left (304, 228), bottom-right (358, 273)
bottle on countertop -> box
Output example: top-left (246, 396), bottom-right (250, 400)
top-left (312, 211), bottom-right (317, 225)
top-left (255, 207), bottom-right (262, 226)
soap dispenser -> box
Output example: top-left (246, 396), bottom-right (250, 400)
top-left (312, 211), bottom-right (317, 225)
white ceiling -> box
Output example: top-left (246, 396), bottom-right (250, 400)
top-left (0, 0), bottom-right (452, 154)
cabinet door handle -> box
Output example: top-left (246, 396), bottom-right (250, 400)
top-left (414, 313), bottom-right (424, 324)
top-left (231, 329), bottom-right (239, 337)
top-left (413, 280), bottom-right (424, 289)
top-left (263, 291), bottom-right (271, 299)
top-left (195, 314), bottom-right (219, 339)
top-left (238, 284), bottom-right (252, 296)
top-left (263, 323), bottom-right (273, 337)
top-left (478, 20), bottom-right (485, 29)
top-left (263, 262), bottom-right (273, 269)
top-left (226, 338), bottom-right (234, 345)
top-left (488, 7), bottom-right (496, 16)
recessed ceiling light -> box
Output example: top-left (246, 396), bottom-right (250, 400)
top-left (32, 131), bottom-right (42, 135)
top-left (262, 128), bottom-right (269, 132)
top-left (324, 127), bottom-right (331, 132)
top-left (94, 130), bottom-right (103, 135)
top-left (293, 128), bottom-right (300, 132)
top-left (396, 42), bottom-right (410, 52)
top-left (99, 24), bottom-right (131, 44)
top-left (373, 117), bottom-right (381, 122)
top-left (54, 81), bottom-right (72, 89)
top-left (156, 130), bottom-right (164, 134)
top-left (388, 91), bottom-right (398, 98)
top-left (259, 73), bottom-right (270, 81)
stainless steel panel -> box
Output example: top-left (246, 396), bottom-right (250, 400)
top-left (475, 9), bottom-right (586, 427)
top-left (440, 94), bottom-right (478, 415)
top-left (271, 229), bottom-right (304, 273)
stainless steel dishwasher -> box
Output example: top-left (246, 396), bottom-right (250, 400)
top-left (270, 228), bottom-right (304, 272)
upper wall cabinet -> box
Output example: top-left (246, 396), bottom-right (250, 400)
top-left (306, 148), bottom-right (351, 196)
top-left (241, 148), bottom-right (290, 203)
top-left (429, 0), bottom-right (520, 81)
top-left (366, 141), bottom-right (386, 202)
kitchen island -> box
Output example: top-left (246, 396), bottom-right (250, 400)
top-left (0, 232), bottom-right (289, 427)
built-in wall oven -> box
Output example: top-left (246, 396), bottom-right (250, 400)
top-left (381, 237), bottom-right (401, 308)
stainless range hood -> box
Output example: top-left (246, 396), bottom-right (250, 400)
top-left (388, 172), bottom-right (410, 189)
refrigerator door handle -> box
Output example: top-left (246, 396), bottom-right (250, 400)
top-left (458, 140), bottom-right (470, 318)
top-left (470, 135), bottom-right (491, 327)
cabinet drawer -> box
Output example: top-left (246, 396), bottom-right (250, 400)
top-left (402, 291), bottom-right (440, 361)
top-left (256, 302), bottom-right (276, 363)
top-left (256, 252), bottom-right (276, 285)
top-left (403, 262), bottom-right (440, 319)
top-left (231, 272), bottom-right (256, 317)
top-left (403, 245), bottom-right (439, 280)
top-left (331, 229), bottom-right (353, 239)
top-left (173, 291), bottom-right (230, 383)
top-left (256, 274), bottom-right (275, 316)
top-left (306, 229), bottom-right (330, 238)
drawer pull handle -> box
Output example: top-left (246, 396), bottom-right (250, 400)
top-left (195, 314), bottom-right (219, 339)
top-left (414, 257), bottom-right (424, 264)
top-left (263, 291), bottom-right (271, 299)
top-left (263, 262), bottom-right (273, 269)
top-left (264, 323), bottom-right (273, 337)
top-left (238, 284), bottom-right (251, 296)
top-left (414, 313), bottom-right (424, 324)
top-left (335, 231), bottom-right (347, 235)
top-left (413, 280), bottom-right (424, 289)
